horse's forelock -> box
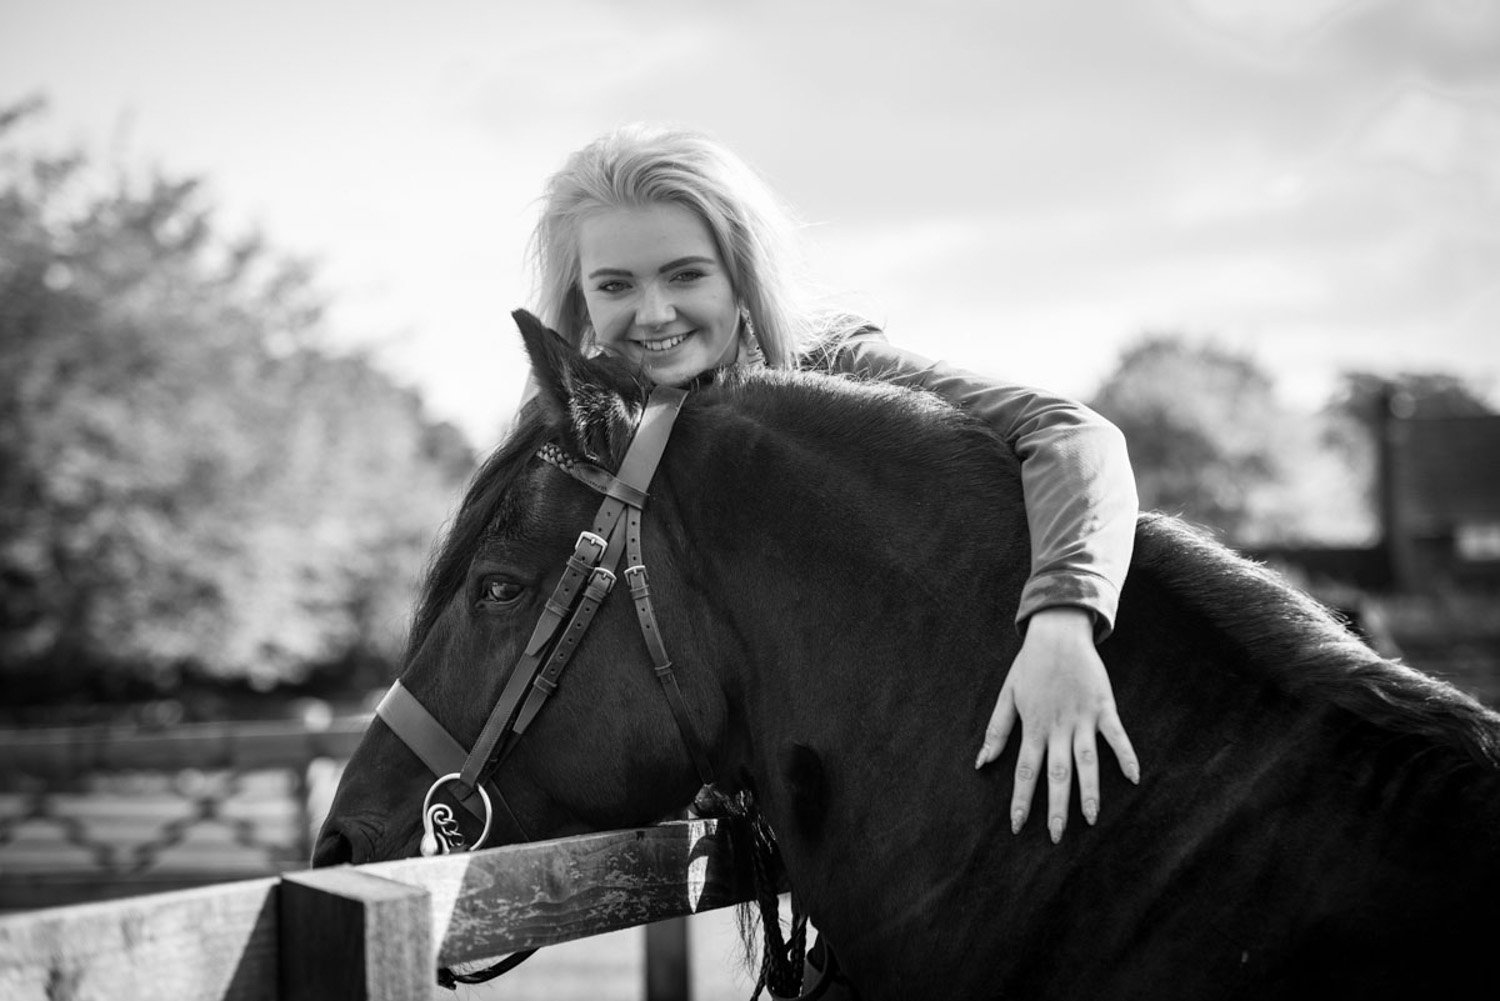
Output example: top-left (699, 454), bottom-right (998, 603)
top-left (405, 362), bottom-right (650, 665)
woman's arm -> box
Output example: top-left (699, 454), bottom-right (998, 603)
top-left (817, 329), bottom-right (1141, 841)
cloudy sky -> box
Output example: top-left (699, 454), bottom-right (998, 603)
top-left (4, 0), bottom-right (1498, 442)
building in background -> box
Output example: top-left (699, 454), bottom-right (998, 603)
top-left (1252, 392), bottom-right (1500, 705)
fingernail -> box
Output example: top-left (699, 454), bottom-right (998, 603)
top-left (974, 751), bottom-right (987, 770)
top-left (1049, 817), bottom-right (1063, 844)
top-left (1011, 809), bottom-right (1024, 834)
top-left (1128, 763), bottom-right (1141, 785)
top-left (1083, 799), bottom-right (1098, 825)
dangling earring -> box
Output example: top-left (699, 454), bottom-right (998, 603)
top-left (739, 306), bottom-right (766, 368)
top-left (581, 324), bottom-right (602, 358)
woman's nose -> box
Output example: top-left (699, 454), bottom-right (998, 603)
top-left (635, 283), bottom-right (674, 328)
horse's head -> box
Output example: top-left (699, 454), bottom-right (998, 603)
top-left (315, 312), bottom-right (731, 865)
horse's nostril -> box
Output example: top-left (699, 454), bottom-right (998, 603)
top-left (312, 829), bottom-right (354, 868)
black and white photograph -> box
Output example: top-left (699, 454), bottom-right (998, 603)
top-left (2, 2), bottom-right (1498, 998)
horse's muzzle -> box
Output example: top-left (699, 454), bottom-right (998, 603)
top-left (312, 815), bottom-right (386, 867)
top-left (311, 828), bottom-right (354, 868)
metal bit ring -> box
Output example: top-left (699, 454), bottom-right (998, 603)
top-left (419, 772), bottom-right (493, 856)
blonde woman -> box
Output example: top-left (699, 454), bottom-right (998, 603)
top-left (526, 124), bottom-right (1141, 844)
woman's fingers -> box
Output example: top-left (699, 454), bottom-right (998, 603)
top-left (1098, 702), bottom-right (1141, 784)
top-left (1045, 728), bottom-right (1073, 843)
top-left (976, 684), bottom-right (1017, 769)
top-left (1010, 732), bottom-right (1045, 834)
top-left (1074, 728), bottom-right (1100, 825)
top-left (1011, 714), bottom-right (1126, 841)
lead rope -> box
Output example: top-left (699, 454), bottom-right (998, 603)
top-left (695, 789), bottom-right (839, 1001)
top-left (436, 949), bottom-right (534, 989)
top-left (748, 808), bottom-right (809, 1001)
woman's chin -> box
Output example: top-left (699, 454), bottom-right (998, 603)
top-left (641, 349), bottom-right (708, 386)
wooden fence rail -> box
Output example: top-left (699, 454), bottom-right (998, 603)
top-left (0, 817), bottom-right (755, 1001)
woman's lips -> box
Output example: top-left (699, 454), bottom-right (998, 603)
top-left (637, 331), bottom-right (691, 353)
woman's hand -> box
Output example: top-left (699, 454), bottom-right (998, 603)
top-left (974, 606), bottom-right (1139, 842)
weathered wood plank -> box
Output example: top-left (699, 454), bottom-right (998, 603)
top-left (279, 868), bottom-right (431, 1001)
top-left (0, 873), bottom-right (284, 913)
top-left (0, 877), bottom-right (279, 1001)
top-left (354, 818), bottom-right (754, 966)
top-left (0, 720), bottom-right (369, 780)
top-left (0, 818), bottom-right (755, 1000)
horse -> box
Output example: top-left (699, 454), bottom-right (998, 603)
top-left (316, 311), bottom-right (1500, 999)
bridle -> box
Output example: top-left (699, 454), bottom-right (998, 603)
top-left (374, 384), bottom-right (715, 859)
top-left (370, 381), bottom-right (837, 999)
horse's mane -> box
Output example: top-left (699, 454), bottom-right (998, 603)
top-left (719, 364), bottom-right (1002, 480)
top-left (1132, 513), bottom-right (1500, 769)
top-left (404, 404), bottom-right (552, 663)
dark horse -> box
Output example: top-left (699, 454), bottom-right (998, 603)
top-left (318, 313), bottom-right (1500, 999)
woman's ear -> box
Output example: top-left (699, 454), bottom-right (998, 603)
top-left (512, 309), bottom-right (645, 465)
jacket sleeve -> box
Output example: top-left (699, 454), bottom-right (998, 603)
top-left (819, 331), bottom-right (1138, 639)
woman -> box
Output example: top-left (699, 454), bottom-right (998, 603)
top-left (526, 124), bottom-right (1140, 844)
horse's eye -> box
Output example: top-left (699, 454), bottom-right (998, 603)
top-left (478, 579), bottom-right (525, 607)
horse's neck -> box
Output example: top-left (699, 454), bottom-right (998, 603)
top-left (685, 406), bottom-right (1030, 777)
top-left (681, 402), bottom-right (1032, 810)
top-left (675, 411), bottom-right (1034, 986)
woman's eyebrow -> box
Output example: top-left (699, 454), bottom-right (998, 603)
top-left (585, 255), bottom-right (717, 280)
top-left (657, 255), bottom-right (716, 273)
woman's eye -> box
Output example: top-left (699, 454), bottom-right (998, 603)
top-left (671, 269), bottom-right (704, 283)
top-left (596, 279), bottom-right (629, 293)
top-left (479, 580), bottom-right (525, 606)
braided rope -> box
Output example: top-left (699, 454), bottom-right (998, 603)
top-left (697, 789), bottom-right (808, 1001)
top-left (748, 808), bottom-right (808, 1000)
top-left (536, 441), bottom-right (579, 471)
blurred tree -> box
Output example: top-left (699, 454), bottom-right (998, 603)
top-left (1088, 335), bottom-right (1291, 541)
top-left (1089, 338), bottom-right (1495, 548)
top-left (1088, 334), bottom-right (1379, 546)
top-left (1327, 372), bottom-right (1494, 425)
top-left (0, 98), bottom-right (474, 700)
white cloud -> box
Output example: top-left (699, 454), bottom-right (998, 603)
top-left (1176, 0), bottom-right (1372, 48)
top-left (1354, 85), bottom-right (1500, 197)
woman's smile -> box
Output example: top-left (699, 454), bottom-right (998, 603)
top-left (637, 331), bottom-right (692, 353)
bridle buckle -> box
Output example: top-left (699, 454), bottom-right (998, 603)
top-left (575, 531), bottom-right (607, 564)
top-left (588, 566), bottom-right (617, 596)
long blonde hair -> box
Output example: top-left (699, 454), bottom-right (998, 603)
top-left (530, 124), bottom-right (834, 369)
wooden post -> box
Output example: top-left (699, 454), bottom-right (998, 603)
top-left (278, 868), bottom-right (431, 1001)
top-left (645, 917), bottom-right (692, 1001)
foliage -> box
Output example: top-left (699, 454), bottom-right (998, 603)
top-left (0, 98), bottom-right (475, 697)
top-left (1089, 336), bottom-right (1281, 540)
top-left (1326, 371), bottom-right (1494, 426)
top-left (1087, 335), bottom-right (1375, 546)
top-left (1089, 337), bottom-right (1497, 547)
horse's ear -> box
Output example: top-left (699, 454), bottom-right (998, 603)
top-left (512, 308), bottom-right (643, 464)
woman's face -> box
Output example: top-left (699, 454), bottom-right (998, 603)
top-left (577, 202), bottom-right (740, 387)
